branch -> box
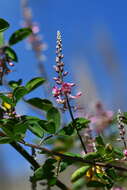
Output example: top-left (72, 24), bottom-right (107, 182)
top-left (0, 131), bottom-right (70, 189)
top-left (10, 141), bottom-right (70, 190)
top-left (21, 141), bottom-right (127, 172)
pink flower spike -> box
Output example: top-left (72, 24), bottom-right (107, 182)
top-left (69, 91), bottom-right (82, 99)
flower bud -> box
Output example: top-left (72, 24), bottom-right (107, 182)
top-left (123, 149), bottom-right (127, 157)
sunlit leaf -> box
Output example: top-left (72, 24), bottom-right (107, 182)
top-left (25, 77), bottom-right (45, 93)
top-left (9, 28), bottom-right (32, 45)
top-left (71, 166), bottom-right (91, 182)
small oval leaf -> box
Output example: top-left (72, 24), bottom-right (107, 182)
top-left (47, 107), bottom-right (61, 130)
top-left (71, 166), bottom-right (91, 182)
top-left (4, 46), bottom-right (18, 62)
top-left (26, 98), bottom-right (52, 111)
top-left (0, 18), bottom-right (9, 32)
top-left (25, 77), bottom-right (46, 93)
top-left (13, 86), bottom-right (28, 103)
top-left (9, 28), bottom-right (32, 45)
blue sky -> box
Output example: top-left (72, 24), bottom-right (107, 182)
top-left (0, 0), bottom-right (127, 177)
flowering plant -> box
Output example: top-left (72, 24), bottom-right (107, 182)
top-left (0, 17), bottom-right (127, 190)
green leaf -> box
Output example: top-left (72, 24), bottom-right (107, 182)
top-left (9, 28), bottom-right (32, 45)
top-left (48, 177), bottom-right (57, 186)
top-left (13, 121), bottom-right (28, 137)
top-left (31, 158), bottom-right (56, 183)
top-left (87, 181), bottom-right (105, 187)
top-left (26, 98), bottom-right (52, 111)
top-left (39, 120), bottom-right (56, 134)
top-left (83, 152), bottom-right (100, 161)
top-left (0, 94), bottom-right (14, 105)
top-left (59, 154), bottom-right (79, 172)
top-left (72, 178), bottom-right (85, 190)
top-left (96, 136), bottom-right (105, 146)
top-left (28, 121), bottom-right (44, 138)
top-left (31, 167), bottom-right (45, 182)
top-left (71, 166), bottom-right (91, 182)
top-left (105, 168), bottom-right (117, 180)
top-left (0, 18), bottom-right (9, 32)
top-left (21, 116), bottom-right (44, 138)
top-left (8, 79), bottom-right (22, 89)
top-left (25, 77), bottom-right (45, 93)
top-left (105, 143), bottom-right (113, 154)
top-left (13, 86), bottom-right (28, 103)
top-left (0, 137), bottom-right (13, 144)
top-left (47, 107), bottom-right (61, 130)
top-left (75, 117), bottom-right (90, 130)
top-left (58, 124), bottom-right (74, 136)
top-left (0, 32), bottom-right (4, 46)
top-left (4, 46), bottom-right (18, 62)
top-left (113, 148), bottom-right (123, 158)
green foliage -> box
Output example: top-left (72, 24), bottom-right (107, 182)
top-left (0, 94), bottom-right (14, 105)
top-left (25, 77), bottom-right (45, 93)
top-left (0, 32), bottom-right (4, 46)
top-left (25, 116), bottom-right (44, 138)
top-left (0, 18), bottom-right (9, 32)
top-left (47, 107), bottom-right (61, 130)
top-left (96, 135), bottom-right (105, 146)
top-left (0, 118), bottom-right (28, 142)
top-left (39, 120), bottom-right (56, 134)
top-left (9, 28), bottom-right (32, 45)
top-left (83, 152), bottom-right (100, 161)
top-left (58, 123), bottom-right (74, 136)
top-left (58, 117), bottom-right (89, 136)
top-left (4, 46), bottom-right (18, 62)
top-left (74, 117), bottom-right (90, 130)
top-left (86, 181), bottom-right (106, 188)
top-left (31, 158), bottom-right (57, 186)
top-left (0, 137), bottom-right (13, 144)
top-left (71, 166), bottom-right (91, 182)
top-left (8, 79), bottom-right (22, 89)
top-left (13, 86), bottom-right (28, 103)
top-left (26, 98), bottom-right (52, 111)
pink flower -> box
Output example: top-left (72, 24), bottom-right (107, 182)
top-left (56, 97), bottom-right (65, 104)
top-left (61, 82), bottom-right (75, 94)
top-left (123, 149), bottom-right (127, 157)
top-left (69, 91), bottom-right (82, 99)
top-left (8, 62), bottom-right (14, 67)
top-left (52, 86), bottom-right (61, 97)
top-left (32, 24), bottom-right (40, 34)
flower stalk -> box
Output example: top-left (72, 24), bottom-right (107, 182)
top-left (53, 31), bottom-right (87, 153)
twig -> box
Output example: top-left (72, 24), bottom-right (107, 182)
top-left (20, 141), bottom-right (127, 172)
